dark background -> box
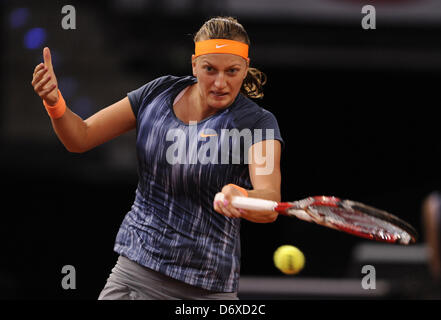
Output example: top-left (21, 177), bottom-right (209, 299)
top-left (1, 0), bottom-right (441, 299)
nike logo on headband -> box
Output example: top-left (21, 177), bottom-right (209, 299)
top-left (215, 44), bottom-right (228, 48)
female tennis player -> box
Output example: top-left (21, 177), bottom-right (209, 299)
top-left (31, 17), bottom-right (283, 300)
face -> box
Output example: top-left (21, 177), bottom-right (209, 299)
top-left (192, 53), bottom-right (249, 111)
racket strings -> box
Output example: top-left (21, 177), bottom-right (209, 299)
top-left (309, 205), bottom-right (412, 244)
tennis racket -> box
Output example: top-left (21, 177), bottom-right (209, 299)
top-left (214, 193), bottom-right (418, 245)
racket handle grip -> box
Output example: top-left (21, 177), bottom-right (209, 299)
top-left (214, 193), bottom-right (278, 211)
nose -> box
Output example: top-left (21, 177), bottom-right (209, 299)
top-left (214, 72), bottom-right (227, 89)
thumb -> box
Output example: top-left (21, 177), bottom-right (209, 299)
top-left (43, 47), bottom-right (53, 68)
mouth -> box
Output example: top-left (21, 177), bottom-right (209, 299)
top-left (210, 91), bottom-right (228, 98)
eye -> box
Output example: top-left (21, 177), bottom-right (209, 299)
top-left (204, 65), bottom-right (214, 72)
top-left (228, 68), bottom-right (239, 74)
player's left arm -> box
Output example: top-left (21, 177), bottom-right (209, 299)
top-left (215, 139), bottom-right (282, 223)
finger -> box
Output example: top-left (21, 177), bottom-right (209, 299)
top-left (33, 63), bottom-right (44, 75)
top-left (220, 201), bottom-right (241, 218)
top-left (213, 193), bottom-right (226, 214)
top-left (216, 201), bottom-right (233, 218)
top-left (39, 83), bottom-right (57, 98)
top-left (34, 74), bottom-right (52, 91)
top-left (43, 47), bottom-right (53, 69)
top-left (221, 194), bottom-right (242, 217)
top-left (213, 200), bottom-right (223, 214)
top-left (213, 199), bottom-right (221, 209)
top-left (213, 192), bottom-right (241, 218)
top-left (226, 205), bottom-right (242, 218)
top-left (34, 75), bottom-right (53, 93)
top-left (32, 67), bottom-right (48, 86)
top-left (32, 65), bottom-right (46, 83)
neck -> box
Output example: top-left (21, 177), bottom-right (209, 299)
top-left (174, 83), bottom-right (226, 124)
top-left (187, 84), bottom-right (217, 121)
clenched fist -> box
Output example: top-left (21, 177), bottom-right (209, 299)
top-left (31, 47), bottom-right (59, 105)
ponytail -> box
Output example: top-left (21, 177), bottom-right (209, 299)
top-left (241, 67), bottom-right (266, 99)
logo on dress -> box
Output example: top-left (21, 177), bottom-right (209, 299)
top-left (200, 132), bottom-right (218, 138)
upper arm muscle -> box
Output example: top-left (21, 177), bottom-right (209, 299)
top-left (248, 140), bottom-right (282, 197)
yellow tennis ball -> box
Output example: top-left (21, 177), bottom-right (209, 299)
top-left (273, 245), bottom-right (305, 275)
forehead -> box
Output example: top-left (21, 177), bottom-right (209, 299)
top-left (197, 53), bottom-right (245, 66)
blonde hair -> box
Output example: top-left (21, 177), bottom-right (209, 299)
top-left (193, 17), bottom-right (266, 99)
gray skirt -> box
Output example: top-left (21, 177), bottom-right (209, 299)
top-left (98, 255), bottom-right (238, 300)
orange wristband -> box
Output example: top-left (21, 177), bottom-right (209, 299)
top-left (228, 184), bottom-right (248, 197)
top-left (43, 89), bottom-right (66, 119)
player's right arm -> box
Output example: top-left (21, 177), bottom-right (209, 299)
top-left (31, 47), bottom-right (136, 153)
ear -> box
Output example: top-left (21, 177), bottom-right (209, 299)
top-left (191, 54), bottom-right (197, 77)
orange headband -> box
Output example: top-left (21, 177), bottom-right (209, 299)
top-left (194, 39), bottom-right (249, 61)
